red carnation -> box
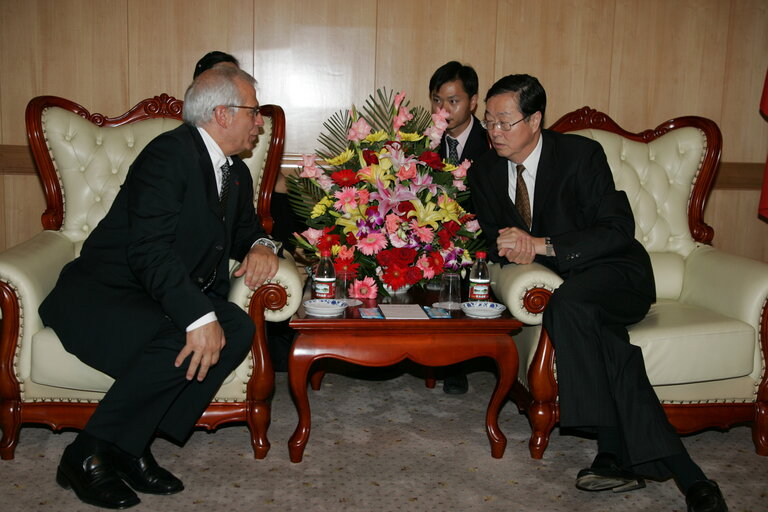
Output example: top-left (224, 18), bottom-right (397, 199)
top-left (346, 232), bottom-right (357, 246)
top-left (393, 247), bottom-right (417, 266)
top-left (437, 229), bottom-right (452, 249)
top-left (405, 265), bottom-right (423, 285)
top-left (442, 220), bottom-right (461, 237)
top-left (362, 149), bottom-right (379, 165)
top-left (418, 150), bottom-right (444, 170)
top-left (397, 201), bottom-right (416, 215)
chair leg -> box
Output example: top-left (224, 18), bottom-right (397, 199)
top-left (754, 401), bottom-right (768, 456)
top-left (0, 401), bottom-right (21, 460)
top-left (528, 400), bottom-right (557, 459)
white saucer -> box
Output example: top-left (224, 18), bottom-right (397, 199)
top-left (461, 301), bottom-right (506, 318)
top-left (304, 299), bottom-right (347, 316)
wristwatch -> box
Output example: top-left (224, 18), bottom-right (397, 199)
top-left (253, 238), bottom-right (281, 254)
top-left (544, 237), bottom-right (555, 257)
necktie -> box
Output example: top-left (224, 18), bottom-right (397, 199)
top-left (446, 137), bottom-right (459, 163)
top-left (515, 164), bottom-right (532, 229)
top-left (219, 161), bottom-right (231, 218)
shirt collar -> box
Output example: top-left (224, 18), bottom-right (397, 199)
top-left (512, 132), bottom-right (544, 179)
top-left (448, 115), bottom-right (475, 150)
top-left (196, 126), bottom-right (232, 170)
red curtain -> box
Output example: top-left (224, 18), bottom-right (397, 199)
top-left (758, 68), bottom-right (768, 219)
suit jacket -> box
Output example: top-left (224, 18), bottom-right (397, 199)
top-left (467, 129), bottom-right (655, 300)
top-left (438, 115), bottom-right (490, 164)
top-left (40, 124), bottom-right (268, 376)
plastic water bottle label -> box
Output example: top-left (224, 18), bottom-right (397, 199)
top-left (469, 281), bottom-right (490, 301)
top-left (314, 277), bottom-right (336, 299)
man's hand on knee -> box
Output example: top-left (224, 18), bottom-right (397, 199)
top-left (175, 321), bottom-right (226, 381)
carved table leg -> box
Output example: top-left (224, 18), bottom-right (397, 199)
top-left (288, 351), bottom-right (314, 463)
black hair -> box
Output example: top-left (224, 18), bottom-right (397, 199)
top-left (193, 51), bottom-right (240, 79)
top-left (485, 74), bottom-right (546, 118)
top-left (429, 61), bottom-right (479, 98)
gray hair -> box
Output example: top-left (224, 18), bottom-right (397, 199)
top-left (182, 66), bottom-right (257, 126)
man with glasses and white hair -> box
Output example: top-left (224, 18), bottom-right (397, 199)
top-left (40, 65), bottom-right (279, 509)
top-left (468, 74), bottom-right (727, 512)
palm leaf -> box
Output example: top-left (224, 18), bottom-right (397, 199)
top-left (317, 110), bottom-right (352, 158)
top-left (286, 174), bottom-right (326, 221)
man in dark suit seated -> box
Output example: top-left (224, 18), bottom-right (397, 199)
top-left (429, 61), bottom-right (490, 395)
top-left (40, 66), bottom-right (280, 509)
top-left (467, 73), bottom-right (727, 512)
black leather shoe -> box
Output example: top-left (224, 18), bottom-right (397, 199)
top-left (443, 374), bottom-right (468, 394)
top-left (575, 452), bottom-right (646, 493)
top-left (109, 446), bottom-right (184, 495)
top-left (56, 443), bottom-right (140, 509)
top-left (686, 480), bottom-right (728, 512)
top-left (109, 447), bottom-right (184, 495)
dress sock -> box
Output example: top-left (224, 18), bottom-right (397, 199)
top-left (662, 452), bottom-right (707, 492)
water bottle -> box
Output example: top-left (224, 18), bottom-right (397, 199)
top-left (468, 251), bottom-right (490, 301)
top-left (313, 249), bottom-right (336, 299)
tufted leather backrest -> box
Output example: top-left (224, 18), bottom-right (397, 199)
top-left (27, 95), bottom-right (285, 254)
top-left (549, 108), bottom-right (722, 300)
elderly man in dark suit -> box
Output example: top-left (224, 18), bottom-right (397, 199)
top-left (467, 74), bottom-right (727, 512)
top-left (40, 66), bottom-right (279, 509)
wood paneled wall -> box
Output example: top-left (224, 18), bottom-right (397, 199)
top-left (1, 0), bottom-right (767, 259)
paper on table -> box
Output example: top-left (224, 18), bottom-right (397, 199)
top-left (378, 304), bottom-right (429, 320)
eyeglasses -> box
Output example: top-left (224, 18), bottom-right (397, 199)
top-left (481, 116), bottom-right (529, 131)
top-left (215, 105), bottom-right (261, 116)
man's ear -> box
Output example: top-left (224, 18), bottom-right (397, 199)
top-left (470, 94), bottom-right (478, 114)
top-left (529, 111), bottom-right (543, 131)
top-left (213, 105), bottom-right (230, 128)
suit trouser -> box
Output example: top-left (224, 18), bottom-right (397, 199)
top-left (83, 298), bottom-right (254, 456)
top-left (543, 263), bottom-right (683, 476)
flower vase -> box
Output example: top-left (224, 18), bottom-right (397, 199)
top-left (383, 283), bottom-right (411, 295)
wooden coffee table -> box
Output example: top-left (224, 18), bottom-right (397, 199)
top-left (287, 289), bottom-right (522, 462)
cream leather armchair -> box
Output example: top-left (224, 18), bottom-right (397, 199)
top-left (493, 107), bottom-right (768, 459)
top-left (0, 95), bottom-right (303, 460)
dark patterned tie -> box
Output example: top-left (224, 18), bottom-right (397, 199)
top-left (515, 164), bottom-right (532, 229)
top-left (219, 161), bottom-right (231, 218)
top-left (446, 137), bottom-right (459, 163)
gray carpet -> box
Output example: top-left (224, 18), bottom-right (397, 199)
top-left (1, 370), bottom-right (766, 511)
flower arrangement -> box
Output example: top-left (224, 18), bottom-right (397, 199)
top-left (287, 89), bottom-right (483, 298)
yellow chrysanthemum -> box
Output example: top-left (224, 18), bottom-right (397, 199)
top-left (326, 148), bottom-right (354, 166)
top-left (363, 130), bottom-right (388, 143)
top-left (397, 131), bottom-right (423, 142)
top-left (310, 196), bottom-right (334, 218)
